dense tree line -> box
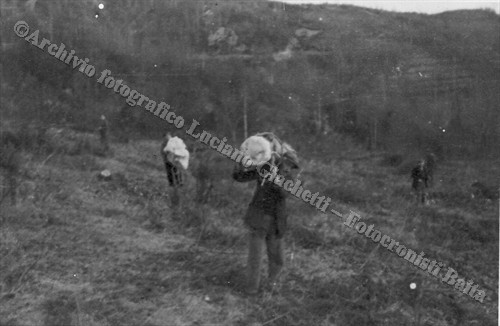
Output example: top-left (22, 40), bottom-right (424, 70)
top-left (1, 0), bottom-right (498, 157)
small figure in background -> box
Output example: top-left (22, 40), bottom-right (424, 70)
top-left (161, 133), bottom-right (172, 183)
top-left (161, 133), bottom-right (184, 187)
top-left (98, 115), bottom-right (109, 150)
top-left (161, 133), bottom-right (190, 207)
top-left (411, 159), bottom-right (429, 205)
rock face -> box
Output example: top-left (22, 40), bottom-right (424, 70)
top-left (295, 28), bottom-right (322, 38)
top-left (273, 47), bottom-right (293, 62)
top-left (273, 38), bottom-right (299, 62)
top-left (208, 27), bottom-right (238, 50)
top-left (97, 169), bottom-right (112, 181)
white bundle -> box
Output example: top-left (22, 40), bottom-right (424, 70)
top-left (241, 132), bottom-right (299, 168)
top-left (240, 135), bottom-right (273, 166)
top-left (163, 136), bottom-right (190, 170)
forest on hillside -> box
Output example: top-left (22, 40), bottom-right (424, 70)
top-left (1, 0), bottom-right (499, 156)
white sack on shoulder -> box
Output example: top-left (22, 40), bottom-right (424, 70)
top-left (240, 135), bottom-right (272, 165)
top-left (164, 136), bottom-right (186, 154)
top-left (163, 136), bottom-right (190, 170)
top-left (174, 148), bottom-right (190, 170)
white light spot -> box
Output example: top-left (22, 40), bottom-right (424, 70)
top-left (98, 3), bottom-right (104, 9)
top-left (288, 96), bottom-right (292, 100)
top-left (410, 282), bottom-right (416, 290)
top-left (319, 17), bottom-right (323, 21)
top-left (442, 129), bottom-right (446, 133)
top-left (154, 64), bottom-right (157, 68)
top-left (95, 14), bottom-right (99, 18)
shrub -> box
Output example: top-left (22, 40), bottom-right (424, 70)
top-left (323, 184), bottom-right (369, 206)
top-left (395, 159), bottom-right (417, 176)
top-left (379, 153), bottom-right (404, 167)
top-left (289, 224), bottom-right (325, 249)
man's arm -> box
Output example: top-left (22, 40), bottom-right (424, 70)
top-left (232, 163), bottom-right (259, 182)
top-left (277, 161), bottom-right (302, 196)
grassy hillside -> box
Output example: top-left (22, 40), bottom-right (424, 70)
top-left (0, 132), bottom-right (498, 325)
top-left (0, 1), bottom-right (499, 325)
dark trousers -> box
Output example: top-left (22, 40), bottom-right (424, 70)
top-left (164, 161), bottom-right (182, 207)
top-left (246, 220), bottom-right (284, 293)
top-left (165, 161), bottom-right (182, 187)
top-left (413, 179), bottom-right (427, 204)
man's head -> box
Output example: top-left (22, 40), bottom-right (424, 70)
top-left (281, 142), bottom-right (299, 169)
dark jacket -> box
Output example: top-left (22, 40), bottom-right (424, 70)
top-left (233, 162), bottom-right (292, 238)
top-left (161, 139), bottom-right (182, 187)
top-left (411, 164), bottom-right (428, 189)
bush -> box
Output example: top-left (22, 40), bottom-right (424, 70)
top-left (42, 128), bottom-right (107, 157)
top-left (289, 224), bottom-right (324, 249)
top-left (323, 183), bottom-right (369, 205)
top-left (395, 159), bottom-right (417, 176)
top-left (1, 126), bottom-right (51, 154)
top-left (379, 153), bottom-right (404, 167)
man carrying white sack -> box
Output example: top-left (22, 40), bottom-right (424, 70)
top-left (232, 132), bottom-right (300, 295)
top-left (161, 133), bottom-right (190, 206)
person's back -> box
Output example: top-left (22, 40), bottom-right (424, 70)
top-left (161, 133), bottom-right (183, 187)
top-left (411, 163), bottom-right (427, 188)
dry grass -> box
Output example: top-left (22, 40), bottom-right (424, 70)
top-left (0, 134), bottom-right (498, 326)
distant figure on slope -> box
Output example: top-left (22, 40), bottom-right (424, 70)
top-left (161, 133), bottom-right (182, 187)
top-left (233, 132), bottom-right (300, 295)
top-left (411, 159), bottom-right (429, 205)
top-left (97, 115), bottom-right (109, 150)
top-left (161, 133), bottom-right (190, 206)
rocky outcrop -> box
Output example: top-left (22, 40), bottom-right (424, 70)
top-left (208, 27), bottom-right (238, 48)
top-left (295, 28), bottom-right (322, 38)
